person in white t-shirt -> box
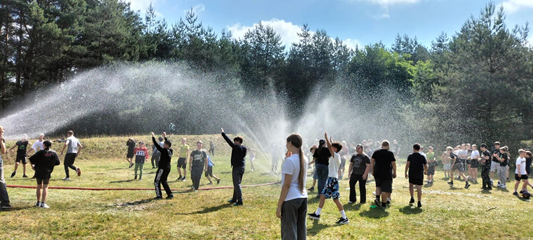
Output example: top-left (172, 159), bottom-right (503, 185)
top-left (469, 144), bottom-right (480, 183)
top-left (308, 132), bottom-right (349, 225)
top-left (513, 149), bottom-right (529, 196)
top-left (26, 133), bottom-right (45, 179)
top-left (277, 134), bottom-right (308, 240)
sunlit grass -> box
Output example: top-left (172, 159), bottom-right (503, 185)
top-left (0, 135), bottom-right (532, 239)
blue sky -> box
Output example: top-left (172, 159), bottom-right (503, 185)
top-left (128, 0), bottom-right (533, 49)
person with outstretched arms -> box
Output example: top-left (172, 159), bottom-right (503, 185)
top-left (221, 128), bottom-right (247, 206)
top-left (152, 132), bottom-right (174, 199)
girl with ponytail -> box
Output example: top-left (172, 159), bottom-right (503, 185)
top-left (277, 133), bottom-right (308, 240)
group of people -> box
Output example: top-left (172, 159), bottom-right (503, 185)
top-left (0, 128), bottom-right (82, 209)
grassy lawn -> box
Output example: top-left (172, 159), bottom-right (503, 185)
top-left (0, 135), bottom-right (531, 239)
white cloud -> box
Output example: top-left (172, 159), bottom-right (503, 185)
top-left (227, 19), bottom-right (361, 50)
top-left (127, 0), bottom-right (164, 18)
top-left (501, 0), bottom-right (533, 14)
top-left (184, 4), bottom-right (205, 15)
top-left (348, 0), bottom-right (420, 6)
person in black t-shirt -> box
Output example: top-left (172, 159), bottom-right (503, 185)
top-left (313, 140), bottom-right (331, 198)
top-left (29, 140), bottom-right (60, 208)
top-left (489, 142), bottom-right (501, 186)
top-left (371, 140), bottom-right (397, 208)
top-left (348, 144), bottom-right (371, 204)
top-left (9, 135), bottom-right (30, 178)
top-left (189, 141), bottom-right (208, 191)
top-left (405, 143), bottom-right (427, 208)
top-left (493, 146), bottom-right (509, 189)
top-left (126, 138), bottom-right (136, 168)
top-left (480, 144), bottom-right (492, 190)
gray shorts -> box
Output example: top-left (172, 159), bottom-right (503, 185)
top-left (443, 164), bottom-right (451, 170)
top-left (453, 162), bottom-right (465, 172)
top-left (490, 161), bottom-right (499, 172)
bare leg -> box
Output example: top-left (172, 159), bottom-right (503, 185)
top-left (416, 185), bottom-right (422, 201)
top-left (36, 183), bottom-right (42, 202)
top-left (515, 181), bottom-right (520, 192)
top-left (14, 162), bottom-right (19, 172)
top-left (333, 198), bottom-right (344, 211)
top-left (42, 184), bottom-right (48, 203)
top-left (318, 195), bottom-right (326, 208)
top-left (409, 183), bottom-right (414, 198)
top-left (22, 164), bottom-right (26, 175)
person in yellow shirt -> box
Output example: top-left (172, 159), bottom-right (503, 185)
top-left (176, 138), bottom-right (190, 181)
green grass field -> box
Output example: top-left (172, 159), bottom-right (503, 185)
top-left (0, 135), bottom-right (532, 239)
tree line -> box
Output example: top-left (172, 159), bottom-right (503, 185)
top-left (1, 1), bottom-right (532, 149)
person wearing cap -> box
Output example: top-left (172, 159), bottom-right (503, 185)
top-left (29, 140), bottom-right (60, 208)
top-left (189, 140), bottom-right (208, 191)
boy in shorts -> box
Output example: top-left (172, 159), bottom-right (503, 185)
top-left (447, 147), bottom-right (470, 189)
top-left (405, 143), bottom-right (427, 207)
top-left (29, 140), bottom-right (60, 208)
top-left (205, 154), bottom-right (220, 185)
top-left (177, 138), bottom-right (190, 181)
top-left (426, 146), bottom-right (436, 184)
top-left (9, 135), bottom-right (30, 178)
top-left (308, 133), bottom-right (349, 225)
top-left (441, 150), bottom-right (451, 179)
top-left (513, 149), bottom-right (529, 196)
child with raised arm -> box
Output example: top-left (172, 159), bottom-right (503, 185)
top-left (308, 132), bottom-right (349, 225)
top-left (221, 128), bottom-right (247, 206)
top-left (29, 140), bottom-right (60, 208)
top-left (152, 132), bottom-right (174, 199)
top-left (134, 142), bottom-right (149, 180)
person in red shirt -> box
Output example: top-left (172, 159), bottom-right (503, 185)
top-left (134, 142), bottom-right (149, 180)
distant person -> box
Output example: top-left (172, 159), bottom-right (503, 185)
top-left (60, 130), bottom-right (82, 181)
top-left (205, 154), bottom-right (220, 185)
top-left (249, 149), bottom-right (256, 172)
top-left (405, 143), bottom-right (427, 208)
top-left (513, 149), bottom-right (529, 196)
top-left (221, 128), bottom-right (247, 206)
top-left (392, 139), bottom-right (401, 166)
top-left (9, 134), bottom-right (30, 178)
top-left (469, 144), bottom-right (480, 183)
top-left (29, 140), bottom-right (60, 208)
top-left (348, 144), bottom-right (371, 204)
top-left (441, 150), bottom-right (451, 179)
top-left (0, 126), bottom-right (12, 208)
top-left (308, 133), bottom-right (349, 224)
top-left (209, 140), bottom-right (216, 156)
top-left (371, 140), bottom-right (397, 209)
top-left (447, 146), bottom-right (470, 189)
top-left (493, 146), bottom-right (509, 189)
top-left (479, 144), bottom-right (492, 190)
top-left (189, 141), bottom-right (208, 191)
top-left (490, 142), bottom-right (501, 186)
top-left (27, 133), bottom-right (46, 179)
top-left (271, 144), bottom-right (280, 174)
top-left (338, 141), bottom-right (348, 180)
top-left (313, 139), bottom-right (331, 198)
top-left (151, 137), bottom-right (164, 169)
top-left (307, 144), bottom-right (319, 192)
top-left (426, 146), bottom-right (436, 184)
top-left (152, 132), bottom-right (173, 200)
top-left (277, 134), bottom-right (308, 239)
top-left (126, 138), bottom-right (135, 168)
top-left (168, 123), bottom-right (176, 134)
top-left (176, 138), bottom-right (190, 182)
top-left (134, 142), bottom-right (149, 180)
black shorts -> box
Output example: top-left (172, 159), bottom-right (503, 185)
top-left (466, 160), bottom-right (471, 165)
top-left (375, 178), bottom-right (393, 193)
top-left (427, 166), bottom-right (435, 175)
top-left (205, 166), bottom-right (213, 177)
top-left (409, 178), bottom-right (423, 186)
top-left (470, 160), bottom-right (479, 168)
top-left (177, 158), bottom-right (187, 169)
top-left (127, 152), bottom-right (134, 158)
top-left (16, 155), bottom-right (27, 164)
top-left (515, 174), bottom-right (529, 181)
top-left (36, 178), bottom-right (50, 185)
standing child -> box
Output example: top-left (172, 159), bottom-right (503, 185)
top-left (426, 146), bottom-right (436, 184)
top-left (493, 146), bottom-right (509, 189)
top-left (205, 154), bottom-right (220, 185)
top-left (405, 143), bottom-right (427, 208)
top-left (189, 141), bottom-right (208, 191)
top-left (249, 149), bottom-right (256, 172)
top-left (0, 126), bottom-right (12, 208)
top-left (441, 150), bottom-right (451, 179)
top-left (9, 135), bottom-right (30, 178)
top-left (480, 144), bottom-right (492, 190)
top-left (209, 140), bottom-right (216, 156)
top-left (126, 138), bottom-right (135, 168)
top-left (308, 132), bottom-right (349, 225)
top-left (469, 144), bottom-right (480, 183)
top-left (134, 142), bottom-right (149, 180)
top-left (513, 149), bottom-right (529, 196)
top-left (152, 132), bottom-right (173, 199)
top-left (29, 140), bottom-right (60, 208)
top-left (176, 138), bottom-right (190, 182)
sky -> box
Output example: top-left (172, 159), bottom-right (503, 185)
top-left (127, 0), bottom-right (533, 49)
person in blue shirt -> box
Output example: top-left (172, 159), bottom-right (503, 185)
top-left (205, 154), bottom-right (220, 185)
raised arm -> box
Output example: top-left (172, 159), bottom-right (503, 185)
top-left (151, 132), bottom-right (164, 152)
top-left (221, 129), bottom-right (235, 148)
top-left (324, 132), bottom-right (335, 157)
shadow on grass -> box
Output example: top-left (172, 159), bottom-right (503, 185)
top-left (358, 208), bottom-right (390, 219)
top-left (117, 198), bottom-right (154, 207)
top-left (399, 205), bottom-right (423, 215)
top-left (514, 195), bottom-right (530, 202)
top-left (109, 179), bottom-right (136, 183)
top-left (307, 196), bottom-right (321, 204)
top-left (307, 219), bottom-right (342, 237)
top-left (344, 203), bottom-right (363, 211)
top-left (175, 203), bottom-right (232, 215)
top-left (424, 183), bottom-right (434, 188)
top-left (481, 189), bottom-right (492, 194)
top-left (0, 206), bottom-right (35, 211)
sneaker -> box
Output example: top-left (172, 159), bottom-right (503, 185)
top-left (465, 182), bottom-right (471, 189)
top-left (513, 192), bottom-right (519, 196)
top-left (448, 181), bottom-right (454, 187)
top-left (409, 197), bottom-right (415, 204)
top-left (166, 195), bottom-right (174, 199)
top-left (181, 178), bottom-right (186, 182)
top-left (1, 204), bottom-right (12, 209)
top-left (139, 177), bottom-right (142, 180)
top-left (63, 177), bottom-right (71, 181)
top-left (207, 182), bottom-right (213, 185)
top-left (417, 202), bottom-right (422, 208)
top-left (374, 199), bottom-right (382, 207)
top-left (34, 202), bottom-right (40, 207)
top-left (177, 176), bottom-right (183, 181)
top-left (519, 190), bottom-right (524, 194)
top-left (22, 175), bottom-right (28, 178)
top-left (228, 199), bottom-right (237, 204)
top-left (497, 181), bottom-right (501, 186)
top-left (501, 185), bottom-right (507, 189)
top-left (76, 168), bottom-right (81, 177)
top-left (10, 172), bottom-right (15, 178)
top-left (217, 179), bottom-right (220, 185)
top-left (308, 213), bottom-right (320, 220)
top-left (134, 175), bottom-right (137, 180)
top-left (233, 202), bottom-right (243, 206)
top-left (40, 203), bottom-right (50, 209)
top-left (129, 163), bottom-right (134, 168)
top-left (381, 202), bottom-right (388, 209)
top-left (336, 217), bottom-right (349, 225)
top-left (154, 197), bottom-right (163, 200)
top-left (308, 187), bottom-right (315, 192)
